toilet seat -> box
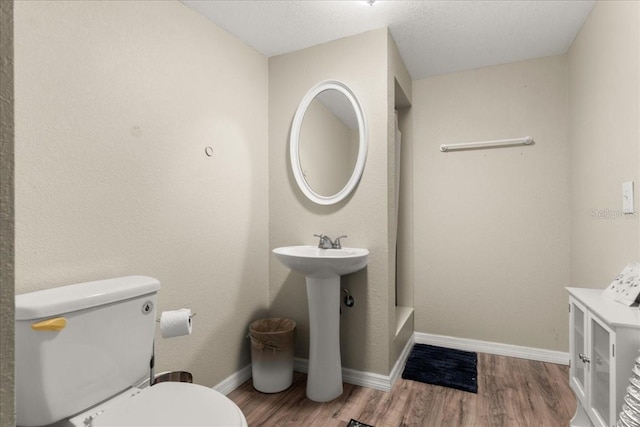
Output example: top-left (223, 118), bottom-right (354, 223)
top-left (69, 382), bottom-right (248, 427)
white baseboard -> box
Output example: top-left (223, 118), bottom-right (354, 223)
top-left (293, 357), bottom-right (308, 374)
top-left (389, 334), bottom-right (415, 386)
top-left (294, 358), bottom-right (393, 392)
top-left (293, 335), bottom-right (415, 393)
top-left (213, 363), bottom-right (252, 395)
top-left (213, 332), bottom-right (568, 395)
top-left (414, 332), bottom-right (569, 365)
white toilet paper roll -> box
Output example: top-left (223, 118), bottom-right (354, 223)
top-left (160, 309), bottom-right (193, 338)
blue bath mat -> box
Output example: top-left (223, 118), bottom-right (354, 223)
top-left (401, 344), bottom-right (478, 393)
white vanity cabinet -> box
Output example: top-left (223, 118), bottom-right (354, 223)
top-left (567, 287), bottom-right (640, 427)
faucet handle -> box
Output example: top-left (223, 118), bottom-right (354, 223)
top-left (333, 235), bottom-right (347, 249)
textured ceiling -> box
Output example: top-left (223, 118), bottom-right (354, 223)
top-left (180, 0), bottom-right (595, 79)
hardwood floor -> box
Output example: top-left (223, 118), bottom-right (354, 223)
top-left (227, 353), bottom-right (576, 427)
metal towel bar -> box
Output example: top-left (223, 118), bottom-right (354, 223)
top-left (440, 136), bottom-right (533, 152)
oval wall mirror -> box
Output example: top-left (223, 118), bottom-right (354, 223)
top-left (290, 80), bottom-right (368, 205)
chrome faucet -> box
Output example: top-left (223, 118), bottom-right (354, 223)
top-left (313, 234), bottom-right (333, 249)
top-left (313, 234), bottom-right (347, 249)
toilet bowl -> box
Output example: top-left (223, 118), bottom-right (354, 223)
top-left (15, 276), bottom-right (247, 427)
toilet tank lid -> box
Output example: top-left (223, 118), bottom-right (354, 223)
top-left (16, 276), bottom-right (161, 320)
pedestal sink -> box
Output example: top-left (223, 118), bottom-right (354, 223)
top-left (273, 245), bottom-right (368, 402)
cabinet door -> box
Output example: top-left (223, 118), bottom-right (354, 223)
top-left (569, 298), bottom-right (588, 403)
top-left (588, 313), bottom-right (615, 427)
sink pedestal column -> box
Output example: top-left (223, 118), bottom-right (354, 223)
top-left (305, 276), bottom-right (342, 402)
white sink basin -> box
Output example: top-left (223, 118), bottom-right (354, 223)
top-left (273, 244), bottom-right (369, 402)
top-left (273, 245), bottom-right (368, 278)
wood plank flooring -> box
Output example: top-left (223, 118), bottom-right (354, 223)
top-left (227, 353), bottom-right (576, 427)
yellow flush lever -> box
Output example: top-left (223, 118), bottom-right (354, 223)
top-left (32, 317), bottom-right (67, 332)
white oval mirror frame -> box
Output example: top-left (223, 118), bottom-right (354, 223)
top-left (290, 80), bottom-right (368, 205)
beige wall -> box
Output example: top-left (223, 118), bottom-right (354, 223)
top-left (412, 55), bottom-right (571, 351)
top-left (411, 0), bottom-right (640, 354)
top-left (568, 0), bottom-right (640, 287)
top-left (388, 32), bottom-right (414, 368)
top-left (0, 0), bottom-right (15, 424)
top-left (269, 29), bottom-right (393, 375)
top-left (391, 31), bottom-right (413, 312)
top-left (13, 0), bottom-right (269, 387)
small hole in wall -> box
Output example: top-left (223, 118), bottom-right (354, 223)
top-left (205, 147), bottom-right (213, 157)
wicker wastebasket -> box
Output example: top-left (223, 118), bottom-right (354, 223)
top-left (249, 318), bottom-right (296, 393)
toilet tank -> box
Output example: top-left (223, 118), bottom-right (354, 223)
top-left (15, 276), bottom-right (161, 427)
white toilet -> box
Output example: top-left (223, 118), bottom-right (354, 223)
top-left (15, 275), bottom-right (248, 427)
